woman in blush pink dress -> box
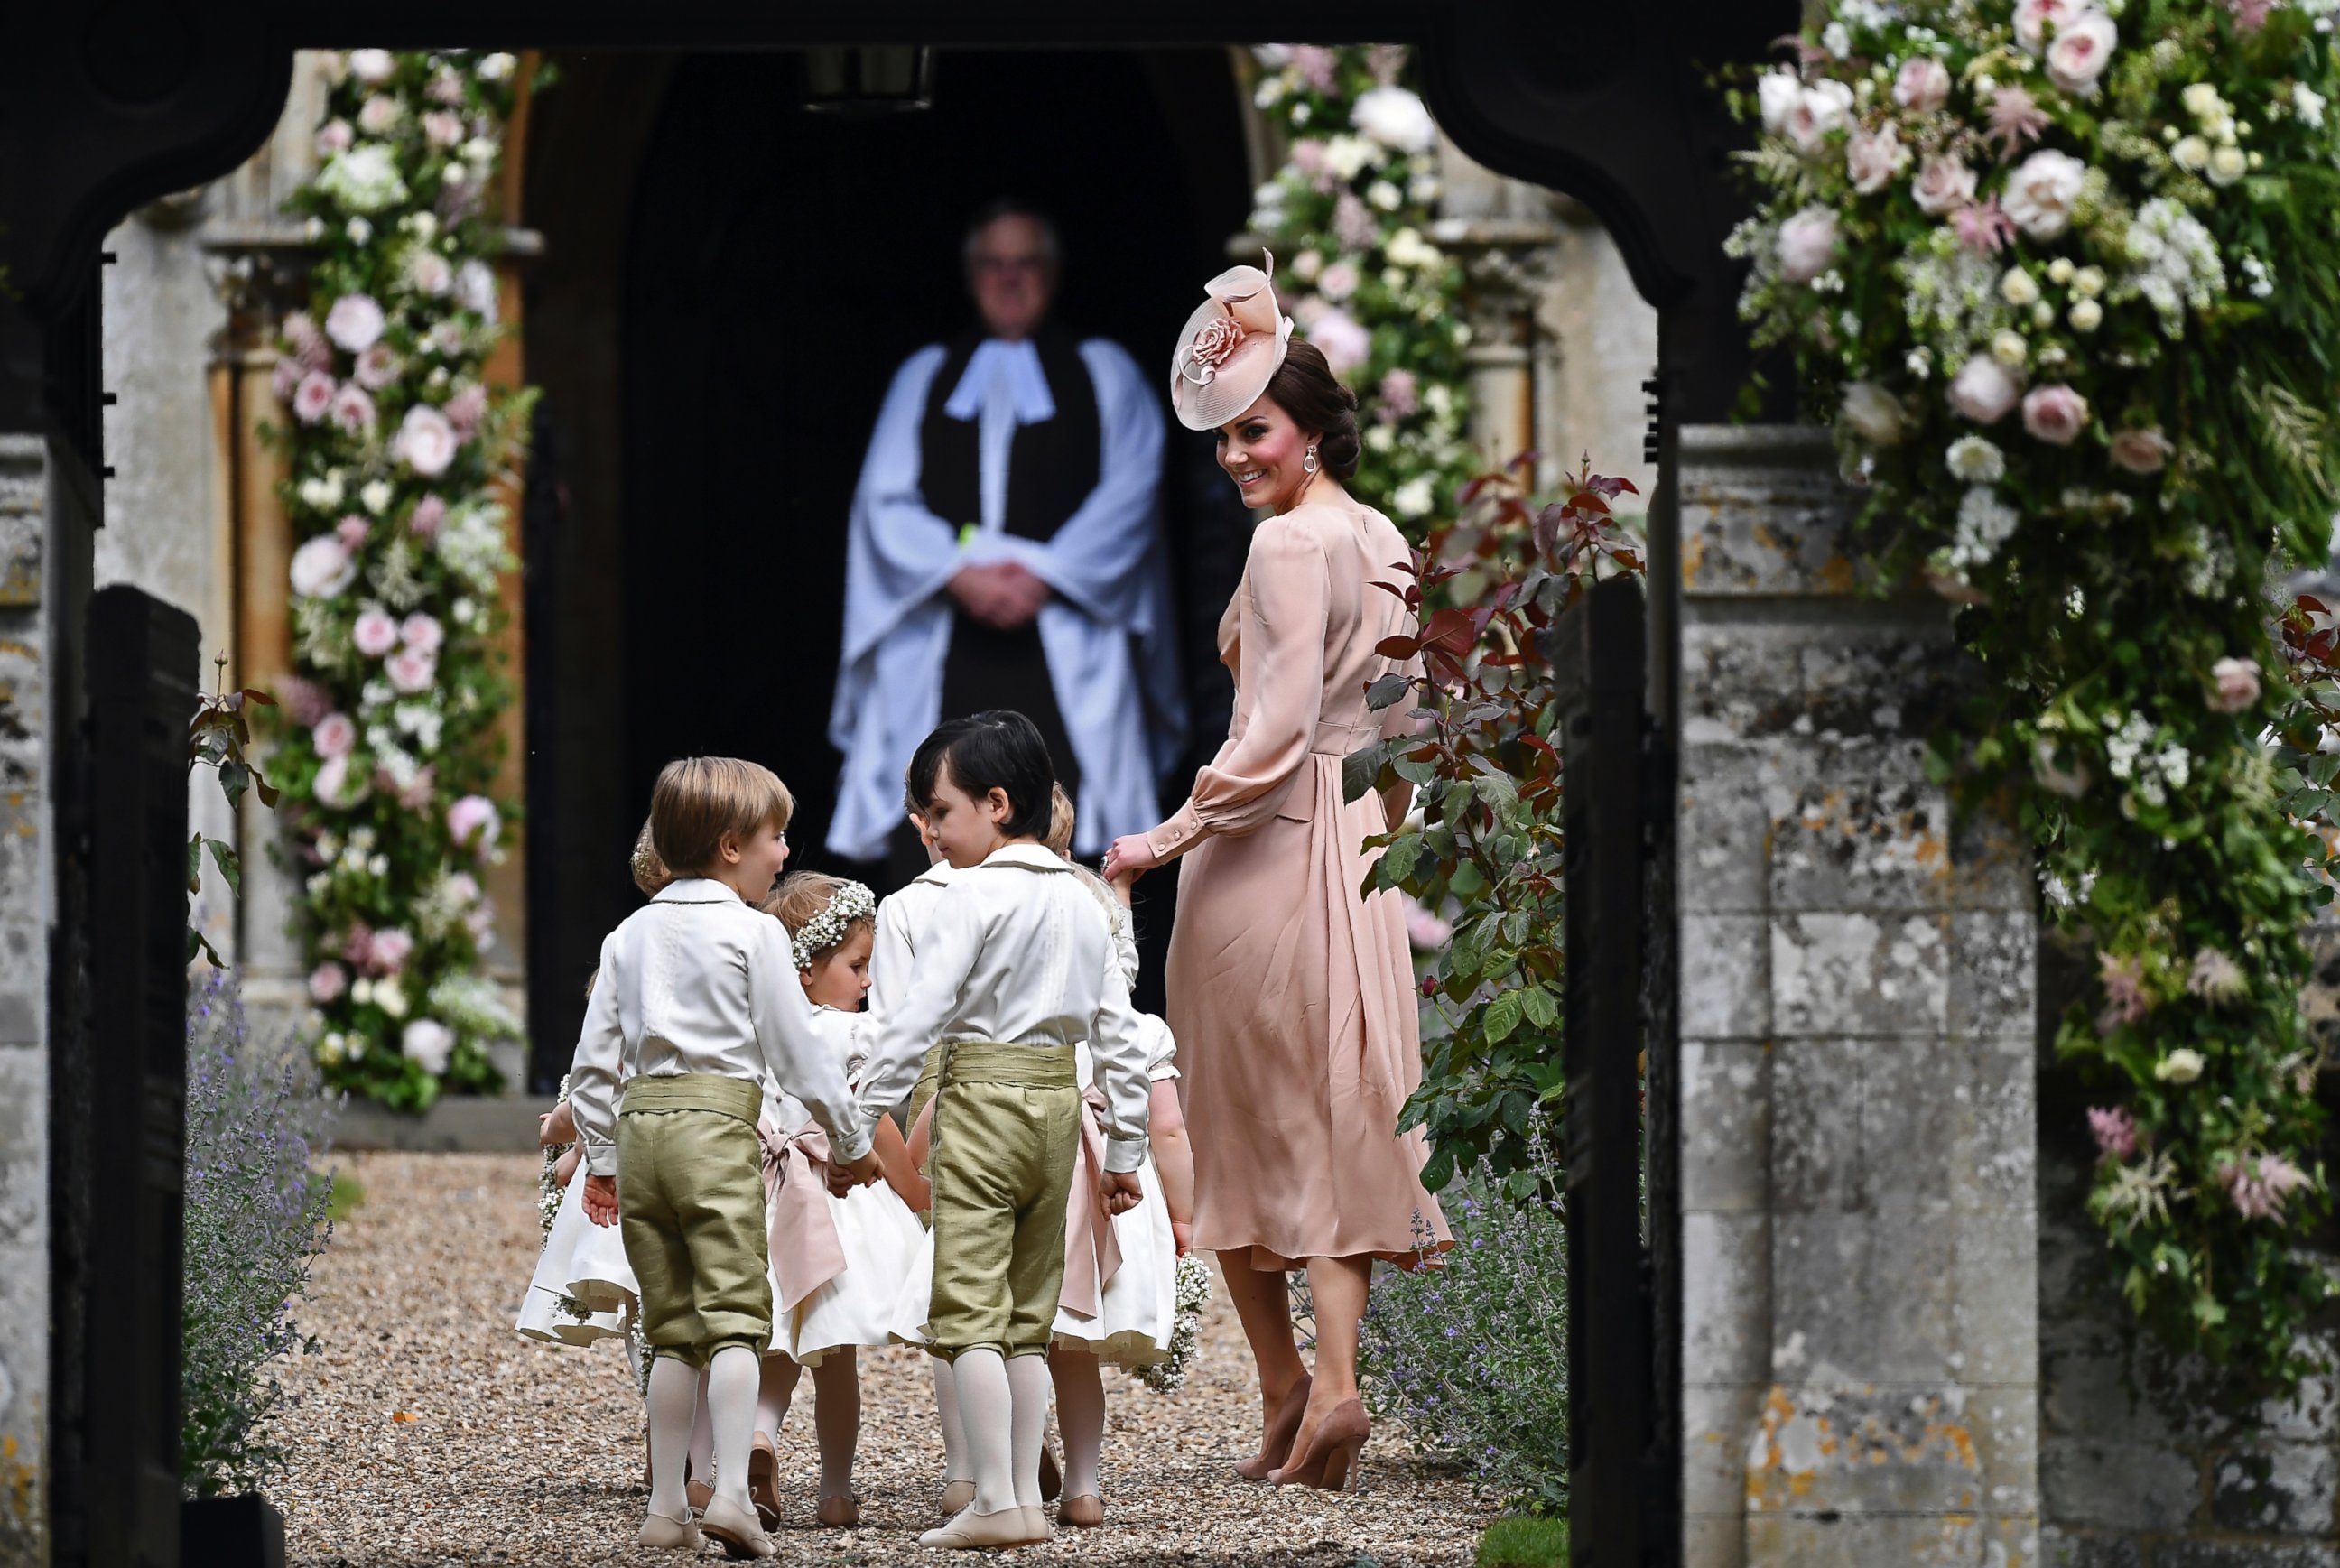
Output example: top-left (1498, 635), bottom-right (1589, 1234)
top-left (1103, 263), bottom-right (1451, 1494)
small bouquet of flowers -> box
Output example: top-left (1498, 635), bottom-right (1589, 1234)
top-left (537, 1073), bottom-right (571, 1247)
top-left (1138, 1254), bottom-right (1213, 1394)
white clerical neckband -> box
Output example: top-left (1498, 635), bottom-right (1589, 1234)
top-left (942, 337), bottom-right (1057, 425)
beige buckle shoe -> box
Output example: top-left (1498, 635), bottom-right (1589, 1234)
top-left (637, 1508), bottom-right (703, 1551)
top-left (918, 1505), bottom-right (1044, 1549)
top-left (698, 1493), bottom-right (778, 1560)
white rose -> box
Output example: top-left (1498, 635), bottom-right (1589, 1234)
top-left (1776, 206), bottom-right (1840, 283)
top-left (454, 259), bottom-right (499, 320)
top-left (2045, 10), bottom-right (2118, 97)
top-left (2069, 298), bottom-right (2103, 332)
top-left (2002, 150), bottom-right (2088, 238)
top-left (1945, 435), bottom-right (2007, 483)
top-left (1947, 356), bottom-right (2024, 424)
top-left (2154, 1048), bottom-right (2205, 1085)
top-left (2172, 135), bottom-right (2212, 172)
top-left (359, 479), bottom-right (394, 515)
top-left (395, 404), bottom-right (460, 478)
top-left (2208, 144), bottom-right (2248, 185)
top-left (2182, 81), bottom-right (2224, 121)
top-left (2001, 268), bottom-right (2041, 306)
top-left (348, 49), bottom-right (396, 84)
top-left (1911, 153), bottom-right (1978, 215)
top-left (406, 248), bottom-right (453, 297)
top-left (1992, 329), bottom-right (2030, 367)
top-left (478, 52), bottom-right (517, 81)
top-left (1892, 56), bottom-right (1953, 113)
top-left (289, 535), bottom-right (358, 598)
top-left (1758, 70), bottom-right (1804, 132)
top-left (1351, 85), bottom-right (1438, 153)
top-left (1785, 79), bottom-right (1855, 153)
top-left (1844, 125), bottom-right (1909, 195)
top-left (1838, 381), bottom-right (1906, 446)
top-left (1392, 477), bottom-right (1435, 520)
top-left (2073, 265), bottom-right (2107, 298)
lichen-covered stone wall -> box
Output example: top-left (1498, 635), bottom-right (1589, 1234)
top-left (1676, 424), bottom-right (2040, 1568)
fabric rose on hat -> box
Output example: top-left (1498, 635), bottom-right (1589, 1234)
top-left (395, 404), bottom-right (460, 478)
top-left (1892, 56), bottom-right (1952, 113)
top-left (2109, 428), bottom-right (2172, 474)
top-left (1948, 357), bottom-right (2024, 424)
top-left (1911, 154), bottom-right (1978, 215)
top-left (354, 608), bottom-right (402, 658)
top-left (2003, 150), bottom-right (2088, 238)
top-left (325, 293), bottom-right (386, 354)
top-left (2021, 384), bottom-right (2090, 445)
top-left (289, 534), bottom-right (358, 598)
top-left (1776, 207), bottom-right (1839, 283)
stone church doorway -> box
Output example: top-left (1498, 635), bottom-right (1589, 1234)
top-left (521, 49), bottom-right (1258, 1081)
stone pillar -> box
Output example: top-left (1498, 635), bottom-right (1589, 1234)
top-left (1428, 217), bottom-right (1557, 477)
top-left (1674, 425), bottom-right (2039, 1568)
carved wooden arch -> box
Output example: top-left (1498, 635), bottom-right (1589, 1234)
top-left (5, 0), bottom-right (1794, 417)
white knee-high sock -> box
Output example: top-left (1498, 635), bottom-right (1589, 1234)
top-left (952, 1349), bottom-right (1017, 1515)
top-left (758, 1354), bottom-right (801, 1440)
top-left (1005, 1353), bottom-right (1054, 1509)
top-left (689, 1369), bottom-right (714, 1481)
top-left (933, 1357), bottom-right (970, 1482)
top-left (646, 1356), bottom-right (699, 1519)
top-left (705, 1345), bottom-right (762, 1512)
top-left (1050, 1349), bottom-right (1105, 1500)
top-left (812, 1351), bottom-right (862, 1498)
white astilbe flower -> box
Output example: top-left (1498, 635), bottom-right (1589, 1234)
top-left (1945, 486), bottom-right (2021, 573)
top-left (2090, 1148), bottom-right (2177, 1239)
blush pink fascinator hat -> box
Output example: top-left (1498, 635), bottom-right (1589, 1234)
top-left (1169, 255), bottom-right (1295, 431)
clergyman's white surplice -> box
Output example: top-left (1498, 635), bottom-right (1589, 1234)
top-left (827, 337), bottom-right (1185, 861)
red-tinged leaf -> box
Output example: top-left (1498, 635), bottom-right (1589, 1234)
top-left (1611, 550), bottom-right (1643, 570)
top-left (1370, 578), bottom-right (1410, 603)
top-left (2303, 595), bottom-right (2328, 614)
top-left (1457, 474), bottom-right (1499, 507)
top-left (241, 687), bottom-right (278, 706)
top-left (1378, 635), bottom-right (1424, 660)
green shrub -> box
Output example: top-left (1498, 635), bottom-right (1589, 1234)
top-left (1477, 1516), bottom-right (1569, 1568)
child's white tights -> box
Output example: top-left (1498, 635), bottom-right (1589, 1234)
top-left (1048, 1346), bottom-right (1106, 1500)
top-left (933, 1359), bottom-right (970, 1485)
top-left (646, 1356), bottom-right (699, 1520)
top-left (703, 1345), bottom-right (762, 1512)
top-left (952, 1349), bottom-right (1019, 1515)
top-left (757, 1351), bottom-right (864, 1499)
top-left (655, 1351), bottom-right (759, 1514)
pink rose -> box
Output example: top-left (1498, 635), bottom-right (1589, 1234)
top-left (354, 343), bottom-right (402, 390)
top-left (1290, 44), bottom-right (1337, 92)
top-left (315, 118), bottom-right (355, 158)
top-left (1784, 80), bottom-right (1854, 153)
top-left (369, 927), bottom-right (416, 976)
top-left (441, 871), bottom-right (482, 906)
top-left (395, 404), bottom-right (460, 478)
top-left (1318, 260), bottom-right (1360, 302)
top-left (328, 382), bottom-right (376, 437)
top-left (2014, 0), bottom-right (2091, 53)
top-left (397, 765), bottom-right (438, 810)
top-left (284, 311), bottom-right (332, 372)
top-left (400, 612), bottom-right (444, 654)
top-left (1776, 207), bottom-right (1840, 283)
top-left (325, 293), bottom-right (386, 354)
top-left (448, 793), bottom-right (501, 855)
top-left (406, 248), bottom-right (453, 298)
top-left (340, 923), bottom-right (376, 970)
top-left (292, 371), bottom-right (337, 425)
top-left (1911, 153), bottom-right (1978, 215)
top-left (314, 754), bottom-right (370, 810)
top-left (309, 961), bottom-right (349, 1004)
top-left (1378, 366), bottom-right (1420, 422)
top-left (354, 608), bottom-right (401, 658)
top-left (1305, 307), bottom-right (1372, 375)
top-left (272, 357), bottom-right (302, 402)
top-left (289, 535), bottom-right (356, 598)
top-left (358, 93), bottom-right (402, 135)
top-left (1892, 56), bottom-right (1952, 113)
top-left (2086, 1106), bottom-right (2137, 1159)
top-left (2047, 10), bottom-right (2117, 96)
top-left (336, 515), bottom-right (370, 551)
top-left (428, 70), bottom-right (465, 105)
top-left (2020, 384), bottom-right (2090, 445)
top-left (386, 647), bottom-right (438, 693)
top-left (1402, 896), bottom-right (1453, 951)
top-left (422, 108), bottom-right (465, 148)
top-left (1844, 125), bottom-right (1908, 196)
top-left (311, 711), bottom-right (358, 758)
top-left (2003, 150), bottom-right (2087, 240)
top-left (2210, 656), bottom-right (2262, 713)
top-left (444, 384), bottom-right (488, 441)
top-left (279, 675), bottom-right (332, 728)
top-left (2108, 427), bottom-right (2171, 474)
top-left (408, 494), bottom-right (447, 538)
top-left (1947, 357), bottom-right (2024, 424)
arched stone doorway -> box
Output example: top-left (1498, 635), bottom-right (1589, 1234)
top-left (519, 49), bottom-right (1258, 1078)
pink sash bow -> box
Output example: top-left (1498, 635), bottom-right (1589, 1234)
top-left (761, 1121), bottom-right (847, 1313)
top-left (1059, 1088), bottom-right (1125, 1320)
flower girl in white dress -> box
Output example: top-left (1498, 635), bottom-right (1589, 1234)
top-left (752, 872), bottom-right (928, 1528)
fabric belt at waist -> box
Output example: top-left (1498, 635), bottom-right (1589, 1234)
top-left (621, 1073), bottom-right (764, 1124)
top-left (1311, 719), bottom-right (1379, 755)
top-left (938, 1042), bottom-right (1077, 1090)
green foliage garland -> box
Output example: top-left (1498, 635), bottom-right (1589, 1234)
top-left (270, 48), bottom-right (534, 1110)
top-left (1730, 0), bottom-right (2340, 1378)
top-left (1247, 44), bottom-right (1478, 530)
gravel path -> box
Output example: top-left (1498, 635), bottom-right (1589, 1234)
top-left (271, 1152), bottom-right (1497, 1566)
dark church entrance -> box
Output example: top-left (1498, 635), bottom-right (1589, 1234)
top-left (521, 49), bottom-right (1258, 1081)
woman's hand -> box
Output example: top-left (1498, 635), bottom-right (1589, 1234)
top-left (583, 1173), bottom-right (619, 1227)
top-left (1101, 834), bottom-right (1163, 885)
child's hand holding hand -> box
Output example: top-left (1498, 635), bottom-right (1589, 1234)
top-left (1171, 1220), bottom-right (1194, 1257)
top-left (538, 1101), bottom-right (578, 1147)
top-left (1103, 1169), bottom-right (1145, 1216)
top-left (583, 1173), bottom-right (618, 1226)
top-left (830, 1149), bottom-right (883, 1196)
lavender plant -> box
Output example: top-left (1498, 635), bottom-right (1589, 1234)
top-left (182, 969), bottom-right (339, 1498)
top-left (1360, 1122), bottom-right (1569, 1511)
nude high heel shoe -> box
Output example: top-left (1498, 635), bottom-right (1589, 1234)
top-left (1235, 1375), bottom-right (1312, 1482)
top-left (1271, 1398), bottom-right (1370, 1492)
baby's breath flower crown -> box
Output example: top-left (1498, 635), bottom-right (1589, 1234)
top-left (793, 880), bottom-right (878, 970)
top-left (1731, 0), bottom-right (2340, 1382)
